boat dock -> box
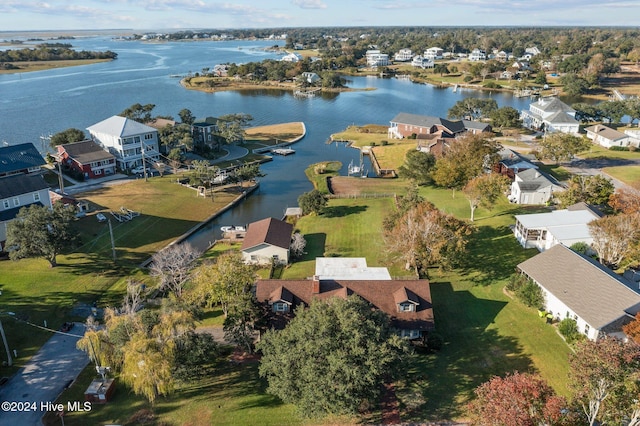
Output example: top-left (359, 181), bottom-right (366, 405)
top-left (271, 148), bottom-right (295, 156)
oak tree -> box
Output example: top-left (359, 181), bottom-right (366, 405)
top-left (6, 202), bottom-right (79, 267)
top-left (257, 296), bottom-right (407, 418)
top-left (537, 132), bottom-right (591, 164)
top-left (49, 128), bottom-right (86, 148)
top-left (298, 189), bottom-right (328, 215)
top-left (556, 174), bottom-right (615, 208)
top-left (397, 149), bottom-right (436, 185)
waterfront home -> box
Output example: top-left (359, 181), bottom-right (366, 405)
top-left (424, 47), bottom-right (444, 60)
top-left (411, 56), bottom-right (434, 69)
top-left (508, 168), bottom-right (561, 205)
top-left (394, 48), bottom-right (413, 62)
top-left (241, 217), bottom-right (293, 265)
top-left (469, 49), bottom-right (486, 61)
top-left (0, 173), bottom-right (52, 250)
top-left (521, 97), bottom-right (579, 134)
top-left (496, 148), bottom-right (538, 179)
top-left (365, 50), bottom-right (389, 67)
top-left (388, 112), bottom-right (491, 139)
top-left (0, 143), bottom-right (45, 178)
top-left (281, 52), bottom-right (303, 62)
top-left (87, 115), bottom-right (160, 171)
top-left (585, 124), bottom-right (639, 148)
top-left (256, 273), bottom-right (434, 339)
top-left (301, 72), bottom-right (320, 84)
top-left (517, 244), bottom-right (640, 341)
top-left (57, 140), bottom-right (117, 180)
top-left (513, 203), bottom-right (601, 251)
top-left (191, 117), bottom-right (221, 150)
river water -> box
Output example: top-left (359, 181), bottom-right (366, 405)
top-left (0, 36), bottom-right (534, 247)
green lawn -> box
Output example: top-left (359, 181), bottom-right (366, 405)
top-left (304, 161), bottom-right (342, 193)
top-left (603, 165), bottom-right (640, 185)
top-left (579, 144), bottom-right (640, 161)
top-left (282, 183), bottom-right (571, 422)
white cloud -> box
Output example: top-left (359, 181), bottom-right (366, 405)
top-left (292, 0), bottom-right (327, 9)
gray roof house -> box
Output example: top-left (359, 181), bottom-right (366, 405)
top-left (518, 244), bottom-right (640, 340)
top-left (0, 173), bottom-right (52, 249)
top-left (521, 97), bottom-right (579, 134)
top-left (0, 143), bottom-right (46, 177)
top-left (508, 168), bottom-right (561, 205)
top-left (388, 112), bottom-right (491, 139)
top-left (585, 124), bottom-right (639, 148)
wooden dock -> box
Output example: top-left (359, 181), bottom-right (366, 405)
top-left (271, 148), bottom-right (295, 156)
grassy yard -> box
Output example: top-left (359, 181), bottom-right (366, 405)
top-left (371, 142), bottom-right (416, 170)
top-left (579, 144), bottom-right (640, 161)
top-left (304, 161), bottom-right (342, 193)
top-left (0, 177), bottom-right (249, 378)
top-left (330, 124), bottom-right (389, 147)
top-left (603, 165), bottom-right (640, 185)
top-left (245, 122), bottom-right (305, 144)
top-left (282, 182), bottom-right (571, 422)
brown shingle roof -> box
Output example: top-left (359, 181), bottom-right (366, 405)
top-left (241, 217), bottom-right (293, 250)
top-left (256, 278), bottom-right (434, 331)
top-left (60, 140), bottom-right (115, 164)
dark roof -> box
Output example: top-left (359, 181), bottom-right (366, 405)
top-left (0, 201), bottom-right (45, 222)
top-left (193, 116), bottom-right (221, 127)
top-left (59, 140), bottom-right (115, 164)
top-left (390, 112), bottom-right (466, 135)
top-left (0, 173), bottom-right (50, 199)
top-left (0, 143), bottom-right (45, 175)
top-left (566, 202), bottom-right (605, 218)
top-left (256, 278), bottom-right (434, 331)
top-left (462, 120), bottom-right (492, 132)
top-left (241, 217), bottom-right (293, 251)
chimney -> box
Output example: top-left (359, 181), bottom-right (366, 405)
top-left (312, 275), bottom-right (320, 294)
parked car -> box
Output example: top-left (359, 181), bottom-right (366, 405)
top-left (130, 166), bottom-right (148, 175)
top-left (96, 213), bottom-right (107, 222)
top-left (61, 322), bottom-right (74, 332)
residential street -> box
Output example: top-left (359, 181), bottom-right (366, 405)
top-left (0, 323), bottom-right (89, 426)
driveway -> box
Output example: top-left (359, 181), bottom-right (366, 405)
top-left (562, 156), bottom-right (640, 190)
top-left (0, 323), bottom-right (89, 426)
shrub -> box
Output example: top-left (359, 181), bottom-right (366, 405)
top-left (609, 146), bottom-right (628, 151)
top-left (570, 242), bottom-right (590, 255)
top-left (381, 140), bottom-right (388, 146)
top-left (426, 332), bottom-right (444, 351)
top-left (506, 274), bottom-right (544, 308)
top-left (483, 81), bottom-right (501, 89)
top-left (558, 318), bottom-right (585, 344)
top-left (463, 75), bottom-right (473, 82)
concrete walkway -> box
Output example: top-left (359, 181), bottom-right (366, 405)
top-left (0, 323), bottom-right (89, 426)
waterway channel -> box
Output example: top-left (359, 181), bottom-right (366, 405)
top-left (0, 35), bottom-right (535, 249)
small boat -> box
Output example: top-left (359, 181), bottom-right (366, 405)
top-left (221, 225), bottom-right (246, 233)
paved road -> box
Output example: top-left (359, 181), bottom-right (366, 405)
top-left (563, 156), bottom-right (640, 190)
top-left (0, 323), bottom-right (89, 426)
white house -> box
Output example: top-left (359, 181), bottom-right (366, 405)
top-left (394, 48), bottom-right (413, 62)
top-left (424, 47), bottom-right (444, 60)
top-left (0, 174), bottom-right (52, 250)
top-left (469, 49), bottom-right (486, 61)
top-left (281, 52), bottom-right (303, 62)
top-left (365, 50), bottom-right (389, 67)
top-left (513, 204), bottom-right (601, 251)
top-left (521, 97), bottom-right (580, 134)
top-left (241, 217), bottom-right (293, 265)
top-left (411, 56), bottom-right (434, 69)
top-left (518, 244), bottom-right (640, 341)
top-left (508, 168), bottom-right (561, 205)
top-left (585, 124), bottom-right (639, 148)
top-left (300, 72), bottom-right (320, 84)
top-left (87, 116), bottom-right (160, 171)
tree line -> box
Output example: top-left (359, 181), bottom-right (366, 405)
top-left (0, 44), bottom-right (117, 63)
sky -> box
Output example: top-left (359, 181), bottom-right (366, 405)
top-left (0, 0), bottom-right (639, 32)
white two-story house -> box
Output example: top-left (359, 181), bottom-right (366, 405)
top-left (87, 116), bottom-right (160, 171)
top-left (521, 97), bottom-right (580, 134)
top-left (0, 174), bottom-right (52, 250)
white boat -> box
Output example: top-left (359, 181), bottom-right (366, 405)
top-left (221, 225), bottom-right (246, 233)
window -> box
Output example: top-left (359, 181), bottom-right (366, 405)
top-left (272, 255), bottom-right (279, 261)
top-left (33, 193), bottom-right (40, 202)
top-left (95, 169), bottom-right (102, 175)
top-left (584, 324), bottom-right (590, 335)
top-left (399, 329), bottom-right (420, 339)
top-left (3, 199), bottom-right (10, 209)
top-left (250, 255), bottom-right (257, 261)
top-left (566, 311), bottom-right (570, 318)
top-left (273, 303), bottom-right (289, 313)
top-left (399, 303), bottom-right (414, 312)
top-left (13, 197), bottom-right (20, 207)
top-left (145, 133), bottom-right (154, 140)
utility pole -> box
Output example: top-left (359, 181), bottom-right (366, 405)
top-left (57, 158), bottom-right (65, 193)
top-left (0, 316), bottom-right (12, 367)
top-left (140, 139), bottom-right (148, 182)
top-left (108, 218), bottom-right (116, 261)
